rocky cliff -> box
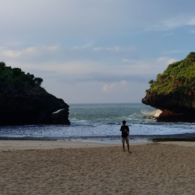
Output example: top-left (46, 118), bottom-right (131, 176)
top-left (0, 62), bottom-right (70, 125)
top-left (142, 52), bottom-right (195, 122)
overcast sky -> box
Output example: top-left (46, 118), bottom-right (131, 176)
top-left (0, 0), bottom-right (195, 103)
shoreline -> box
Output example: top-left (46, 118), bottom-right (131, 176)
top-left (0, 132), bottom-right (195, 140)
top-left (0, 139), bottom-right (195, 151)
top-left (0, 140), bottom-right (149, 151)
top-left (0, 132), bottom-right (194, 150)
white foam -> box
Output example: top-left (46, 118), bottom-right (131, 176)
top-left (142, 109), bottom-right (162, 118)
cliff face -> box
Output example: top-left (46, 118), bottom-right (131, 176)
top-left (142, 52), bottom-right (195, 122)
top-left (0, 62), bottom-right (70, 125)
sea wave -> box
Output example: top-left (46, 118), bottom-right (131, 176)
top-left (141, 109), bottom-right (162, 119)
top-left (0, 104), bottom-right (194, 140)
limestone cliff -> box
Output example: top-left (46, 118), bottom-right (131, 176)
top-left (0, 62), bottom-right (70, 125)
top-left (142, 52), bottom-right (195, 122)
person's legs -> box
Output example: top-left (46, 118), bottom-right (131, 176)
top-left (122, 137), bottom-right (125, 151)
top-left (125, 137), bottom-right (130, 152)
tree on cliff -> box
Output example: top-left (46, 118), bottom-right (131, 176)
top-left (0, 62), bottom-right (70, 125)
top-left (142, 52), bottom-right (195, 122)
top-left (0, 62), bottom-right (43, 93)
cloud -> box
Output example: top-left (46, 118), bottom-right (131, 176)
top-left (71, 42), bottom-right (95, 51)
top-left (120, 56), bottom-right (177, 78)
top-left (0, 42), bottom-right (177, 86)
top-left (147, 16), bottom-right (195, 31)
top-left (0, 43), bottom-right (136, 63)
top-left (93, 46), bottom-right (121, 53)
top-left (8, 55), bottom-right (176, 87)
top-left (0, 45), bottom-right (59, 59)
top-left (71, 42), bottom-right (136, 54)
top-left (156, 57), bottom-right (177, 66)
top-left (0, 0), bottom-right (132, 41)
top-left (102, 80), bottom-right (128, 93)
top-left (162, 49), bottom-right (187, 55)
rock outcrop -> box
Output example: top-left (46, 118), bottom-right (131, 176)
top-left (142, 52), bottom-right (195, 122)
top-left (0, 62), bottom-right (70, 125)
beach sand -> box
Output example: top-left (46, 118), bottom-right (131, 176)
top-left (0, 141), bottom-right (195, 195)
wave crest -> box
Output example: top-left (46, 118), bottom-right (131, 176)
top-left (141, 109), bottom-right (162, 119)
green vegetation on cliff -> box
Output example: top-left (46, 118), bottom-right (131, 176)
top-left (0, 62), bottom-right (44, 95)
top-left (0, 62), bottom-right (70, 125)
top-left (149, 52), bottom-right (195, 95)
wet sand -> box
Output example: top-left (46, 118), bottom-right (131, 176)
top-left (0, 141), bottom-right (195, 195)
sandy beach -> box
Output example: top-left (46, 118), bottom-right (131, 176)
top-left (0, 141), bottom-right (195, 195)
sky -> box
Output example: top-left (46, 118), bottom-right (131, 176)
top-left (0, 0), bottom-right (195, 103)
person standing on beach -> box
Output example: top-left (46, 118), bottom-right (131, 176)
top-left (120, 120), bottom-right (130, 153)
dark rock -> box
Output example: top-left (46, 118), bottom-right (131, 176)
top-left (142, 52), bottom-right (195, 122)
top-left (156, 110), bottom-right (195, 122)
top-left (0, 62), bottom-right (70, 125)
top-left (51, 108), bottom-right (70, 124)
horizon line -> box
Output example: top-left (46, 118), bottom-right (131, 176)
top-left (68, 102), bottom-right (143, 105)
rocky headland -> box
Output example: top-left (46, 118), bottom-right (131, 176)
top-left (142, 52), bottom-right (195, 122)
top-left (0, 62), bottom-right (70, 125)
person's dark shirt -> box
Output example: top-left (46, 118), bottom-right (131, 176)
top-left (120, 125), bottom-right (129, 137)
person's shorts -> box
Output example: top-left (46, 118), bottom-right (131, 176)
top-left (122, 136), bottom-right (129, 143)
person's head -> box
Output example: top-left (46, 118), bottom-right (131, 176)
top-left (122, 120), bottom-right (126, 125)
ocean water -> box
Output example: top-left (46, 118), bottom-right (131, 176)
top-left (0, 103), bottom-right (195, 143)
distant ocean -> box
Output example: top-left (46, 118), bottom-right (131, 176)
top-left (0, 103), bottom-right (195, 143)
